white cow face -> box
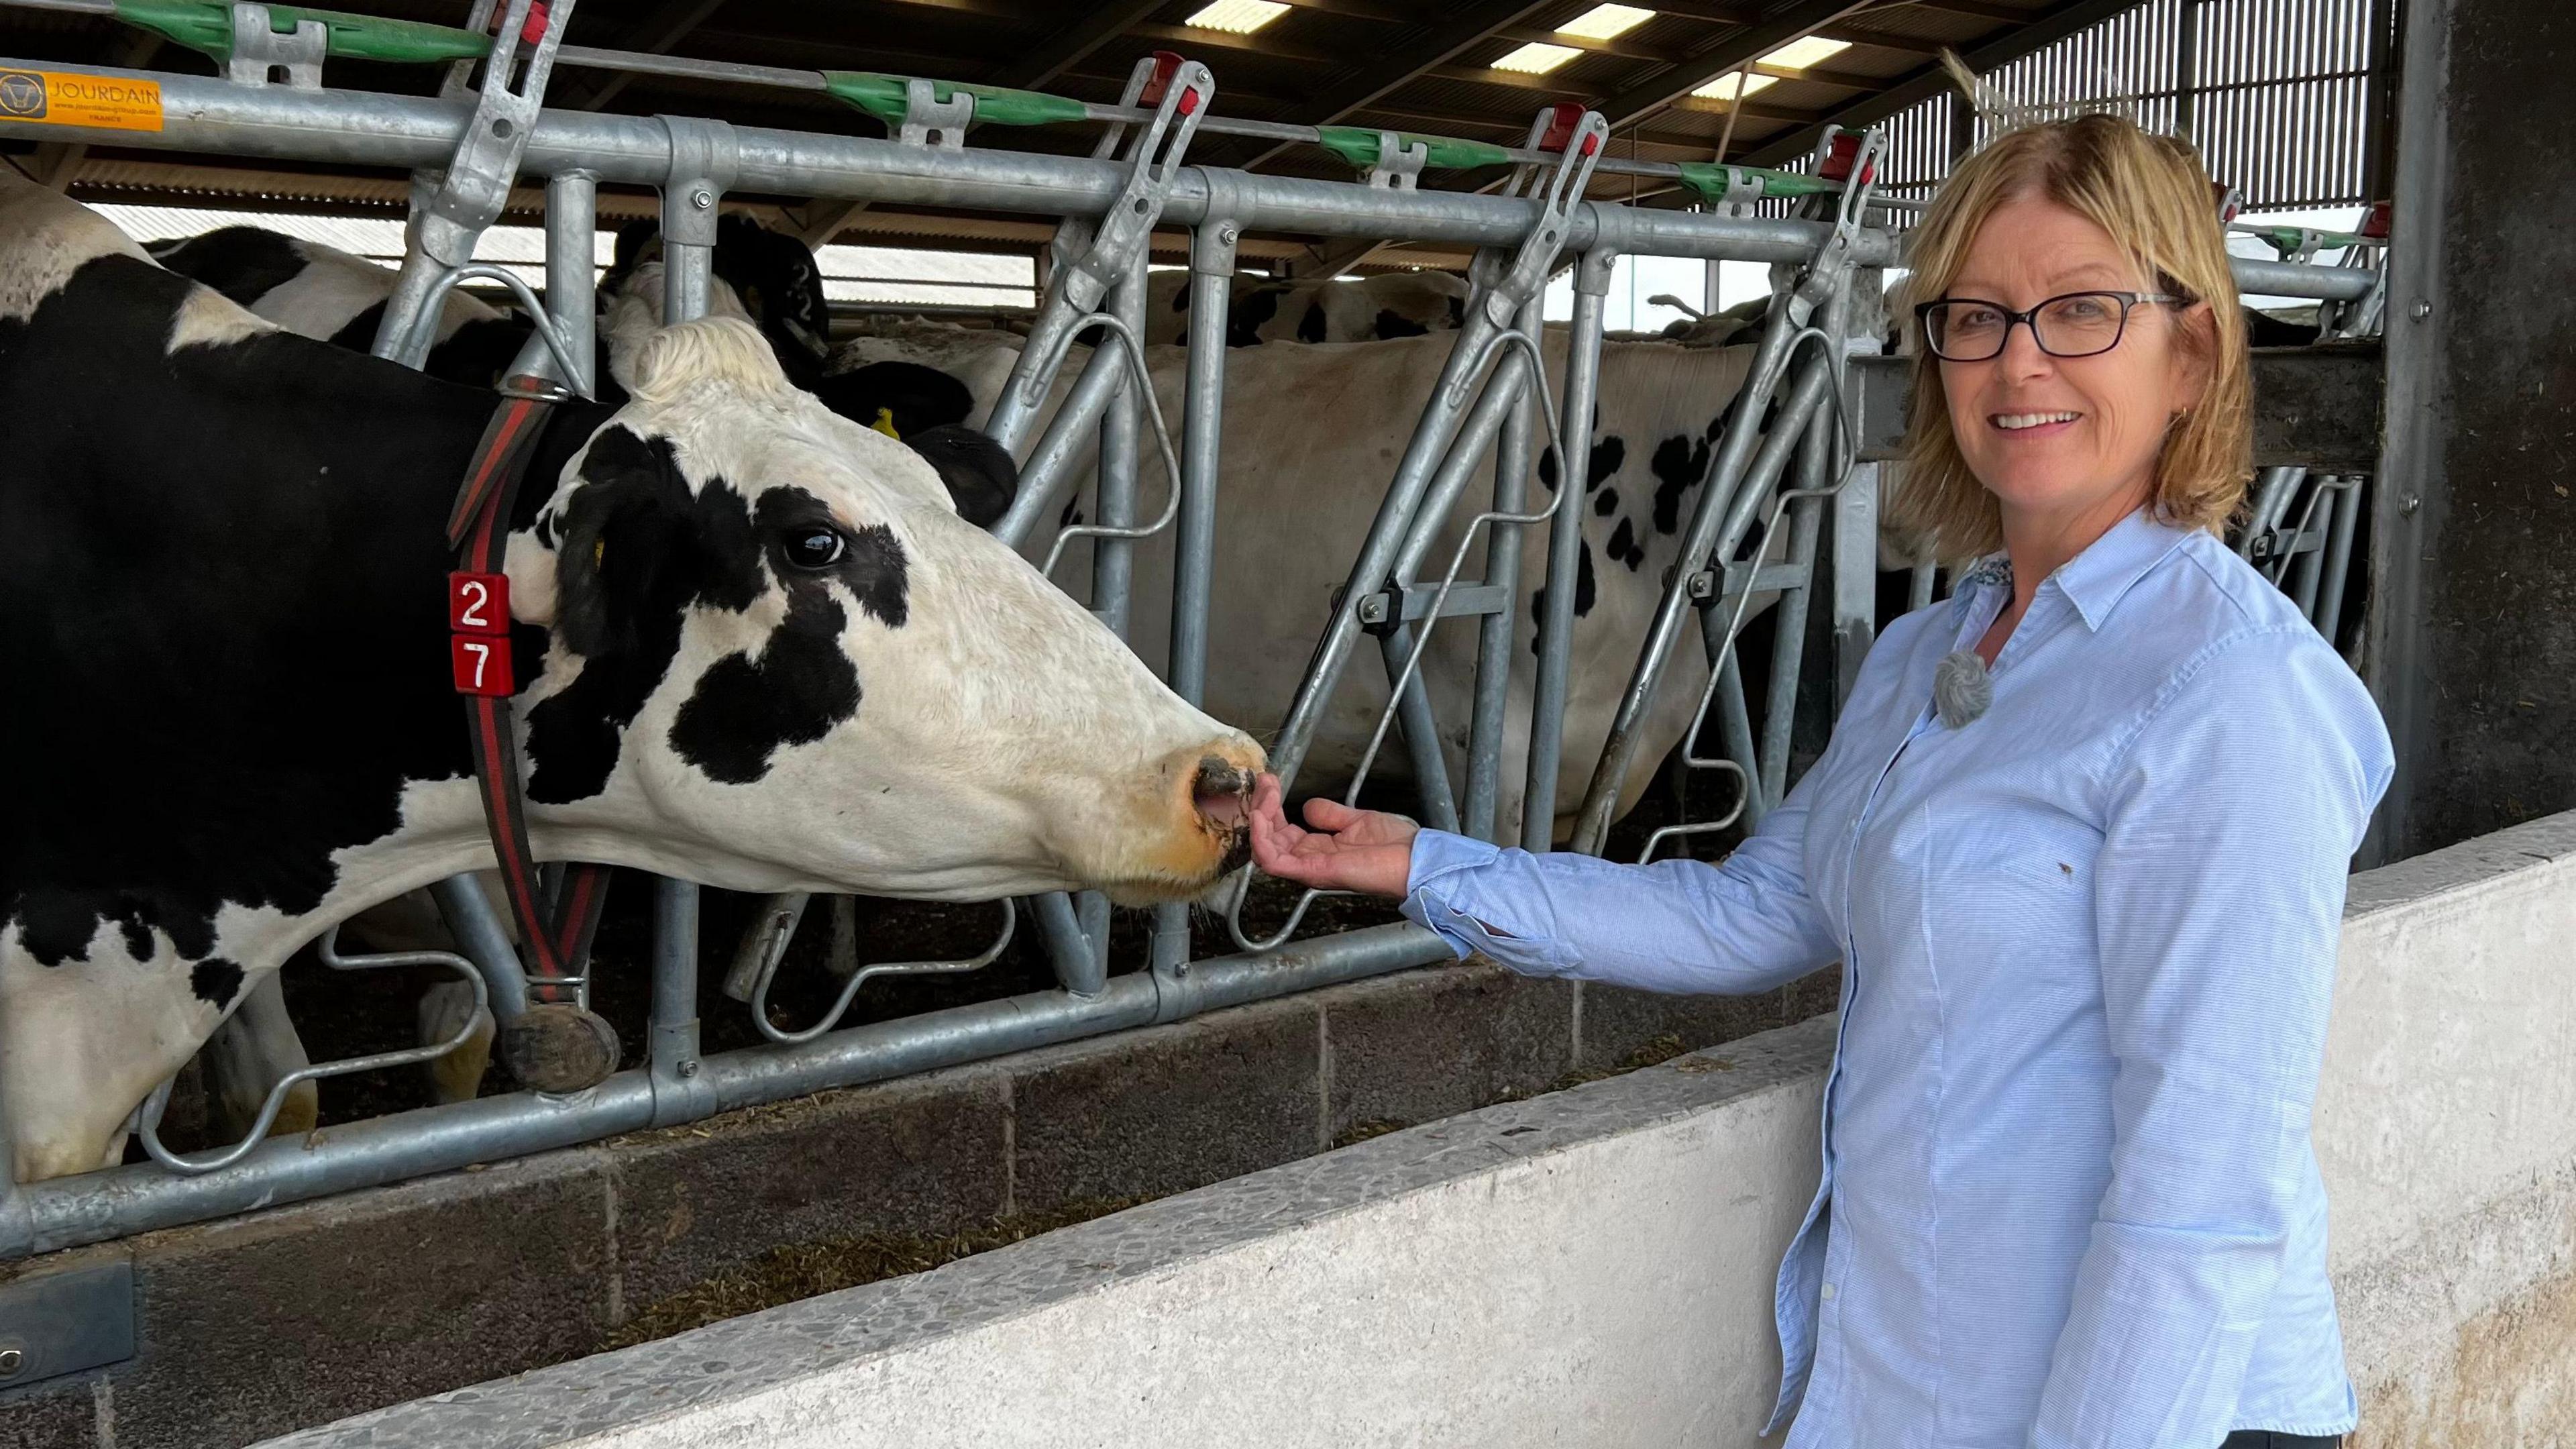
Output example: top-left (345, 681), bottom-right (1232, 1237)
top-left (505, 317), bottom-right (1262, 904)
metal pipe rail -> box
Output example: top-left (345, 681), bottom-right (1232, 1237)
top-left (0, 924), bottom-right (1452, 1260)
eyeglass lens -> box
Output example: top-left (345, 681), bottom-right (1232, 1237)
top-left (1926, 293), bottom-right (2130, 360)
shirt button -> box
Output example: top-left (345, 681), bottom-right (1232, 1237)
top-left (1819, 1283), bottom-right (1837, 1302)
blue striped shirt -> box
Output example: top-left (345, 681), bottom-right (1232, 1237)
top-left (1401, 508), bottom-right (2394, 1448)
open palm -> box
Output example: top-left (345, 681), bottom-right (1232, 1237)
top-left (1245, 773), bottom-right (1419, 899)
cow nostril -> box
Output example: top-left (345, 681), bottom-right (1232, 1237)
top-left (1192, 755), bottom-right (1252, 829)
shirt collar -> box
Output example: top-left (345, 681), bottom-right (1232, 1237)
top-left (1957, 506), bottom-right (2196, 633)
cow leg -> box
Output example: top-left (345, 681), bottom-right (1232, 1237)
top-left (199, 971), bottom-right (321, 1142)
top-left (3, 949), bottom-right (250, 1183)
top-left (417, 979), bottom-right (494, 1104)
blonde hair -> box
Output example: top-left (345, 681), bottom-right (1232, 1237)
top-left (1894, 113), bottom-right (2251, 561)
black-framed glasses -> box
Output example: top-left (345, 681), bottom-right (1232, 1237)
top-left (1913, 290), bottom-right (2187, 362)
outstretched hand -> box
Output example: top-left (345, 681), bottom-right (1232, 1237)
top-left (1246, 773), bottom-right (1419, 900)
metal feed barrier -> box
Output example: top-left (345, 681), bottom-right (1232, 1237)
top-left (0, 0), bottom-right (2383, 1269)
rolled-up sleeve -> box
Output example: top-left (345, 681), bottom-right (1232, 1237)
top-left (2030, 629), bottom-right (2394, 1448)
top-left (1399, 766), bottom-right (1841, 996)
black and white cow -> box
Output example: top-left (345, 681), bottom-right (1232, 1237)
top-left (0, 178), bottom-right (1264, 1183)
top-left (830, 321), bottom-right (1786, 843)
top-left (1141, 269), bottom-right (1470, 347)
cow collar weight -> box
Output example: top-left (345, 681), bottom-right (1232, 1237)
top-left (0, 178), bottom-right (1263, 1182)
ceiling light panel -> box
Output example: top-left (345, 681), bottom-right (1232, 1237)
top-left (1185, 0), bottom-right (1290, 34)
top-left (1689, 70), bottom-right (1778, 101)
top-left (1758, 35), bottom-right (1851, 70)
top-left (1491, 41), bottom-right (1582, 74)
top-left (1555, 4), bottom-right (1656, 40)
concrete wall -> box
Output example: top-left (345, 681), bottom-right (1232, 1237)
top-left (253, 809), bottom-right (2576, 1449)
top-left (0, 958), bottom-right (1833, 1449)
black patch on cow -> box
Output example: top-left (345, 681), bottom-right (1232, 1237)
top-left (1609, 517), bottom-right (1645, 571)
top-left (1297, 299), bottom-right (1329, 343)
top-left (150, 226), bottom-right (309, 307)
top-left (523, 428), bottom-right (765, 803)
top-left (2245, 306), bottom-right (2321, 347)
top-left (191, 958), bottom-right (245, 1008)
top-left (1373, 308), bottom-right (1430, 339)
top-left (1538, 446), bottom-right (1558, 492)
top-left (1583, 436), bottom-right (1625, 492)
top-left (899, 423), bottom-right (1018, 527)
top-left (1594, 488), bottom-right (1619, 517)
top-left (669, 592), bottom-right (863, 784)
top-left (603, 215), bottom-right (833, 386)
top-left (0, 250), bottom-right (555, 981)
top-left (1171, 284), bottom-right (1189, 313)
top-left (756, 488), bottom-right (910, 630)
top-left (1447, 294), bottom-right (1466, 327)
top-left (1650, 433), bottom-right (1711, 535)
top-left (1525, 537), bottom-right (1602, 655)
top-left (1228, 285), bottom-right (1284, 347)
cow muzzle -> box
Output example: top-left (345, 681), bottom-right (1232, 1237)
top-left (1097, 735), bottom-right (1265, 904)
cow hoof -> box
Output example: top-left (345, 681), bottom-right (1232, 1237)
top-left (498, 1005), bottom-right (622, 1095)
top-left (269, 1080), bottom-right (321, 1138)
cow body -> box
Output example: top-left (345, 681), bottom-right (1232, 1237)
top-left (1142, 270), bottom-right (1469, 347)
top-left (829, 323), bottom-right (1768, 840)
top-left (0, 180), bottom-right (1261, 1182)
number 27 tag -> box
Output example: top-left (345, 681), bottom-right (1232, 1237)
top-left (448, 571), bottom-right (511, 635)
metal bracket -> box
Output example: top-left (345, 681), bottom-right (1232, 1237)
top-left (1684, 561), bottom-right (1807, 602)
top-left (898, 75), bottom-right (974, 148)
top-left (374, 0), bottom-right (576, 359)
top-left (1467, 105), bottom-right (1609, 334)
top-left (1364, 129), bottom-right (1428, 191)
top-left (1356, 581), bottom-right (1510, 627)
top-left (0, 1258), bottom-right (133, 1389)
top-left (226, 3), bottom-right (326, 89)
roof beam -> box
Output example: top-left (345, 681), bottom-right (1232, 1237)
top-left (1736, 0), bottom-right (2148, 166)
top-left (566, 0), bottom-right (729, 110)
top-left (994, 0), bottom-right (1174, 89)
top-left (1238, 0), bottom-right (1566, 170)
top-left (1813, 23), bottom-right (1949, 57)
top-left (1886, 0), bottom-right (2047, 21)
top-left (1590, 0), bottom-right (1878, 129)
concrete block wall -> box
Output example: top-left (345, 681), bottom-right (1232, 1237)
top-left (0, 961), bottom-right (1833, 1449)
top-left (247, 809), bottom-right (2576, 1449)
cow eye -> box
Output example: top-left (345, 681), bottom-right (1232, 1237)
top-left (784, 527), bottom-right (846, 570)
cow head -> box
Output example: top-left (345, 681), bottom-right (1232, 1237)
top-left (504, 315), bottom-right (1260, 903)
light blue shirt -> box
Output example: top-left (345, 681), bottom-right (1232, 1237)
top-left (1401, 508), bottom-right (2394, 1448)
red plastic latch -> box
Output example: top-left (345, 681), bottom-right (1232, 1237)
top-left (1178, 86), bottom-right (1201, 117)
top-left (1140, 50), bottom-right (1184, 106)
top-left (2361, 199), bottom-right (2391, 239)
top-left (448, 571), bottom-right (512, 636)
top-left (451, 635), bottom-right (517, 698)
top-left (2210, 181), bottom-right (2242, 223)
top-left (1538, 101), bottom-right (1584, 153)
top-left (519, 0), bottom-right (550, 47)
top-left (1819, 132), bottom-right (1874, 186)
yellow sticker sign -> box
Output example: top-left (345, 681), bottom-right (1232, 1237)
top-left (0, 70), bottom-right (163, 133)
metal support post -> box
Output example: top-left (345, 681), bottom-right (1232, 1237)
top-left (1760, 415), bottom-right (1831, 805)
top-left (1462, 288), bottom-right (1543, 843)
top-left (647, 876), bottom-right (714, 1127)
top-left (429, 873), bottom-right (529, 1025)
top-left (658, 115), bottom-right (738, 324)
top-left (1152, 195), bottom-right (1244, 987)
top-left (1522, 249), bottom-right (1613, 852)
top-left (506, 168), bottom-right (598, 397)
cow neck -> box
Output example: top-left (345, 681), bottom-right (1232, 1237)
top-left (450, 383), bottom-right (617, 1001)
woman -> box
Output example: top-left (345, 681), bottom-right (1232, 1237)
top-left (1248, 114), bottom-right (2393, 1449)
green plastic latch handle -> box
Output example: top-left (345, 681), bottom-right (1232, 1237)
top-left (2252, 224), bottom-right (2370, 254)
top-left (822, 71), bottom-right (1090, 131)
top-left (1675, 160), bottom-right (1841, 203)
top-left (115, 0), bottom-right (492, 65)
top-left (1313, 125), bottom-right (1511, 173)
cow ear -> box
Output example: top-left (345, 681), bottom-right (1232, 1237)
top-left (808, 360), bottom-right (974, 439)
top-left (902, 424), bottom-right (1018, 527)
top-left (546, 430), bottom-right (694, 660)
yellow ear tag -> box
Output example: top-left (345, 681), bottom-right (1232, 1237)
top-left (593, 538), bottom-right (606, 569)
top-left (871, 407), bottom-right (902, 441)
